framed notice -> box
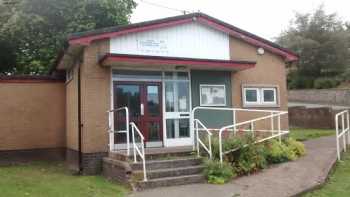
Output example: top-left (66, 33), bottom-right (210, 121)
top-left (200, 84), bottom-right (226, 106)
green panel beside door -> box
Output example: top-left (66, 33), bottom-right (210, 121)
top-left (191, 70), bottom-right (233, 129)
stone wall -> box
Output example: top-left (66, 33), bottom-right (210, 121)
top-left (289, 89), bottom-right (350, 106)
top-left (288, 106), bottom-right (339, 129)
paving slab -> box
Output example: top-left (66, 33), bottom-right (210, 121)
top-left (128, 136), bottom-right (337, 197)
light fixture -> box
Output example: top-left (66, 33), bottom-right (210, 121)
top-left (257, 47), bottom-right (265, 55)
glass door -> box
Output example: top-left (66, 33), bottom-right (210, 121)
top-left (144, 84), bottom-right (163, 147)
top-left (114, 82), bottom-right (163, 148)
top-left (164, 72), bottom-right (192, 147)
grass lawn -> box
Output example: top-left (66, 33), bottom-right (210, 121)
top-left (289, 128), bottom-right (335, 141)
top-left (304, 152), bottom-right (350, 197)
top-left (0, 162), bottom-right (127, 197)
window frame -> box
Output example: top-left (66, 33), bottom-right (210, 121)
top-left (199, 84), bottom-right (227, 107)
top-left (243, 87), bottom-right (260, 105)
top-left (261, 87), bottom-right (277, 105)
top-left (242, 85), bottom-right (279, 107)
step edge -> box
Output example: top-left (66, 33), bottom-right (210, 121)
top-left (137, 174), bottom-right (204, 183)
top-left (133, 165), bottom-right (204, 174)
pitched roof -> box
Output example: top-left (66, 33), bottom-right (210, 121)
top-left (68, 12), bottom-right (298, 62)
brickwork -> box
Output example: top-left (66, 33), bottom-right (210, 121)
top-left (81, 152), bottom-right (108, 174)
top-left (288, 106), bottom-right (344, 129)
top-left (0, 82), bottom-right (66, 151)
top-left (81, 39), bottom-right (110, 154)
top-left (229, 36), bottom-right (289, 130)
top-left (0, 148), bottom-right (65, 166)
top-left (289, 89), bottom-right (350, 106)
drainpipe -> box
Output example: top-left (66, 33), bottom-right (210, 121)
top-left (78, 65), bottom-right (83, 174)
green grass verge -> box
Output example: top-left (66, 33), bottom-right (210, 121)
top-left (0, 162), bottom-right (127, 197)
top-left (289, 128), bottom-right (335, 141)
top-left (303, 152), bottom-right (350, 197)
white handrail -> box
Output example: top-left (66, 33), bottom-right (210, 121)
top-left (218, 111), bottom-right (288, 163)
top-left (107, 107), bottom-right (130, 155)
top-left (194, 119), bottom-right (212, 159)
top-left (335, 109), bottom-right (350, 160)
top-left (130, 122), bottom-right (147, 181)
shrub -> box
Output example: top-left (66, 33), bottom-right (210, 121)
top-left (314, 78), bottom-right (340, 89)
top-left (203, 160), bottom-right (235, 184)
top-left (210, 135), bottom-right (243, 160)
top-left (264, 139), bottom-right (296, 163)
top-left (284, 138), bottom-right (306, 156)
top-left (204, 135), bottom-right (306, 183)
top-left (227, 134), bottom-right (268, 175)
top-left (233, 143), bottom-right (268, 175)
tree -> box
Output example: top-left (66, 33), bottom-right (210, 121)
top-left (0, 0), bottom-right (136, 75)
top-left (277, 6), bottom-right (350, 89)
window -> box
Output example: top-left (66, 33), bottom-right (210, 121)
top-left (243, 86), bottom-right (278, 106)
top-left (200, 84), bottom-right (226, 106)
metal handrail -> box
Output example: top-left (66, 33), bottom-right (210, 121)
top-left (191, 106), bottom-right (289, 163)
top-left (194, 119), bottom-right (213, 159)
top-left (335, 109), bottom-right (350, 160)
top-left (218, 111), bottom-right (288, 163)
top-left (130, 122), bottom-right (147, 181)
top-left (107, 107), bottom-right (129, 155)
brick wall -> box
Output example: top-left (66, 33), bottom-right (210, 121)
top-left (288, 106), bottom-right (338, 129)
top-left (289, 89), bottom-right (350, 106)
top-left (229, 36), bottom-right (289, 130)
top-left (0, 81), bottom-right (66, 151)
top-left (81, 39), bottom-right (110, 154)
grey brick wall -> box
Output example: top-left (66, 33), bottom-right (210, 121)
top-left (289, 89), bottom-right (350, 106)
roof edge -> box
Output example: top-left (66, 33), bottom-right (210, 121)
top-left (67, 12), bottom-right (298, 62)
top-left (0, 75), bottom-right (65, 83)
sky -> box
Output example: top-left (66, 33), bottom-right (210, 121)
top-left (131, 0), bottom-right (350, 41)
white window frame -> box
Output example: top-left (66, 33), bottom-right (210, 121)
top-left (243, 87), bottom-right (260, 105)
top-left (242, 85), bottom-right (279, 107)
top-left (261, 88), bottom-right (277, 105)
top-left (199, 84), bottom-right (227, 107)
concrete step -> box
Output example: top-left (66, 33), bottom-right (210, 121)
top-left (109, 149), bottom-right (195, 161)
top-left (131, 157), bottom-right (202, 171)
top-left (133, 165), bottom-right (204, 180)
top-left (135, 174), bottom-right (205, 190)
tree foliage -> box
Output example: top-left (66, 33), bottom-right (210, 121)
top-left (0, 0), bottom-right (136, 75)
top-left (277, 6), bottom-right (350, 89)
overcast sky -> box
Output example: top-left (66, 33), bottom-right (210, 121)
top-left (131, 0), bottom-right (350, 41)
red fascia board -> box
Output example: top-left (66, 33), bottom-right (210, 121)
top-left (100, 54), bottom-right (256, 70)
top-left (196, 17), bottom-right (298, 62)
top-left (69, 18), bottom-right (193, 45)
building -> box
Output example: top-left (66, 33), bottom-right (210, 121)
top-left (0, 12), bottom-right (298, 187)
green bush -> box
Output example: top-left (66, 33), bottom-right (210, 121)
top-left (203, 160), bottom-right (235, 184)
top-left (210, 135), bottom-right (242, 160)
top-left (264, 139), bottom-right (297, 163)
top-left (204, 135), bottom-right (306, 183)
top-left (284, 138), bottom-right (306, 156)
top-left (233, 142), bottom-right (268, 175)
top-left (313, 77), bottom-right (340, 89)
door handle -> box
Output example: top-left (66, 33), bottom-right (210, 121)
top-left (140, 103), bottom-right (144, 116)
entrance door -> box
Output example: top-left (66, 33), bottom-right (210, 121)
top-left (164, 72), bottom-right (192, 147)
top-left (114, 82), bottom-right (162, 148)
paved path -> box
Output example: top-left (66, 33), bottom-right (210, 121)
top-left (129, 136), bottom-right (337, 197)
